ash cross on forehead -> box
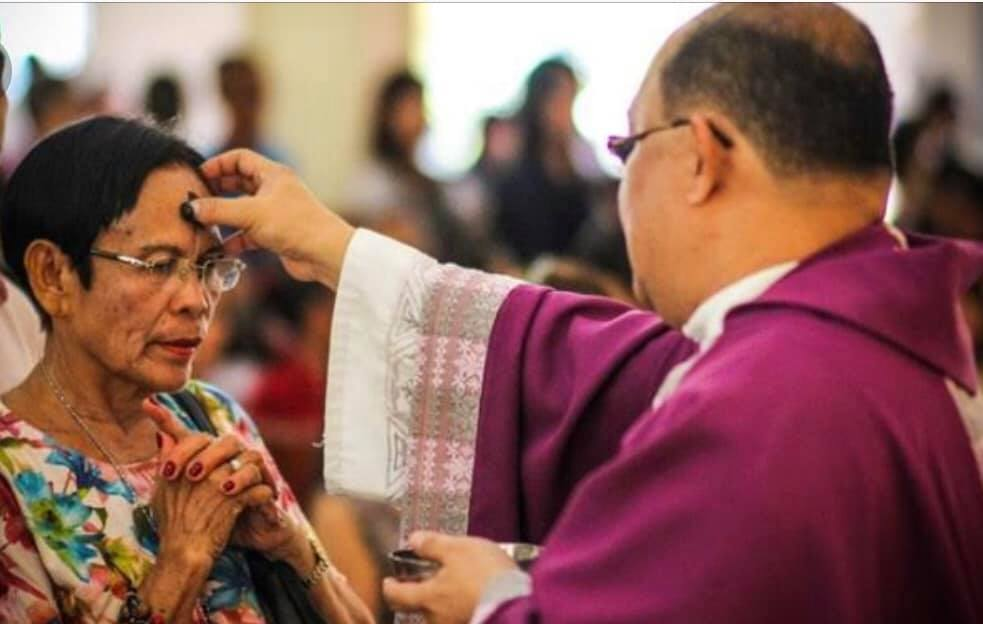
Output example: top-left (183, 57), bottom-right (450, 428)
top-left (180, 191), bottom-right (204, 229)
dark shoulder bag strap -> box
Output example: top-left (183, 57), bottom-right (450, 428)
top-left (168, 390), bottom-right (218, 436)
top-left (164, 389), bottom-right (328, 624)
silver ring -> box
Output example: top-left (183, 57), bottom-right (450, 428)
top-left (229, 457), bottom-right (244, 472)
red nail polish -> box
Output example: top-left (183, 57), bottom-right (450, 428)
top-left (189, 463), bottom-right (203, 478)
top-left (222, 481), bottom-right (235, 492)
top-left (163, 462), bottom-right (176, 478)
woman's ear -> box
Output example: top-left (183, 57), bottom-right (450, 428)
top-left (23, 240), bottom-right (78, 322)
top-left (685, 113), bottom-right (730, 205)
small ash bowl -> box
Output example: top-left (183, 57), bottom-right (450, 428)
top-left (497, 542), bottom-right (541, 571)
top-left (388, 542), bottom-right (542, 581)
top-left (389, 548), bottom-right (441, 582)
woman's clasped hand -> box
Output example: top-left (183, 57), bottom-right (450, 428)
top-left (145, 398), bottom-right (311, 567)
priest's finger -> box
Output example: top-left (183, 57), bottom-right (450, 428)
top-left (199, 148), bottom-right (276, 186)
top-left (382, 577), bottom-right (432, 613)
top-left (187, 195), bottom-right (261, 237)
top-left (408, 531), bottom-right (458, 563)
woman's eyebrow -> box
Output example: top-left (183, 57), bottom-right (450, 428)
top-left (138, 243), bottom-right (185, 256)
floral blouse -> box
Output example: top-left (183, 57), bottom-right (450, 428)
top-left (0, 381), bottom-right (311, 623)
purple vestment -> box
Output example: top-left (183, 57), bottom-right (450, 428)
top-left (470, 225), bottom-right (983, 622)
top-left (324, 224), bottom-right (983, 622)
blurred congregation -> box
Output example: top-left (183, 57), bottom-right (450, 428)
top-left (3, 3), bottom-right (983, 621)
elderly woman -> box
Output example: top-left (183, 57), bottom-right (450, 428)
top-left (0, 117), bottom-right (372, 623)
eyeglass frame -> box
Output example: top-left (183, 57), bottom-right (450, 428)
top-left (607, 117), bottom-right (734, 164)
top-left (89, 248), bottom-right (246, 294)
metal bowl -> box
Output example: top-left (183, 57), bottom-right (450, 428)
top-left (497, 542), bottom-right (541, 571)
top-left (389, 548), bottom-right (441, 581)
top-left (388, 542), bottom-right (542, 582)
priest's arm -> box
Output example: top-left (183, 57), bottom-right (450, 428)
top-left (321, 228), bottom-right (696, 542)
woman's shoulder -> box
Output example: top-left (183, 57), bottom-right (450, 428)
top-left (159, 380), bottom-right (263, 442)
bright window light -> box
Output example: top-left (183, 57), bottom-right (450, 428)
top-left (412, 3), bottom-right (710, 178)
top-left (412, 3), bottom-right (918, 181)
top-left (0, 3), bottom-right (93, 102)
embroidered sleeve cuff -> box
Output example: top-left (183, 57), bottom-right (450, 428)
top-left (322, 229), bottom-right (436, 498)
top-left (469, 569), bottom-right (532, 624)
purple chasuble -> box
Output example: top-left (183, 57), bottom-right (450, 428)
top-left (469, 225), bottom-right (983, 622)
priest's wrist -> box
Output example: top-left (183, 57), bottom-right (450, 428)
top-left (310, 218), bottom-right (355, 291)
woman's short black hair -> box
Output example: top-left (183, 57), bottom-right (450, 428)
top-left (0, 116), bottom-right (206, 327)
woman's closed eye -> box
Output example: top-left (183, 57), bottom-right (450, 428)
top-left (145, 256), bottom-right (180, 276)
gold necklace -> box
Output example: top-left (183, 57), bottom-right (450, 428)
top-left (40, 363), bottom-right (211, 621)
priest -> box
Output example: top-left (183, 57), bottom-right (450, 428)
top-left (188, 4), bottom-right (983, 622)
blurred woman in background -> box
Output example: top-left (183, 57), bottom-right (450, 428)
top-left (344, 70), bottom-right (481, 267)
top-left (493, 57), bottom-right (606, 264)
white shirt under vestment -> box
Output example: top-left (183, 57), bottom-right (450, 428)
top-left (650, 261), bottom-right (798, 409)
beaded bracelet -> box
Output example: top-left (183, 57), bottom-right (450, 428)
top-left (118, 588), bottom-right (164, 624)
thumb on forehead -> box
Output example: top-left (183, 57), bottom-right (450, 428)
top-left (188, 196), bottom-right (256, 232)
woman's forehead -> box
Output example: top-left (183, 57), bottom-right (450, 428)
top-left (98, 166), bottom-right (217, 251)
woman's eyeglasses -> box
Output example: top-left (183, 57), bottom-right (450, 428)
top-left (607, 118), bottom-right (733, 164)
top-left (90, 249), bottom-right (246, 295)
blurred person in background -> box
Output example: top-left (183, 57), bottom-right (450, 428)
top-left (213, 54), bottom-right (298, 401)
top-left (893, 86), bottom-right (983, 365)
top-left (144, 72), bottom-right (184, 131)
top-left (493, 57), bottom-right (607, 264)
top-left (1, 55), bottom-right (84, 176)
top-left (447, 115), bottom-right (520, 252)
top-left (309, 492), bottom-right (399, 624)
top-left (0, 41), bottom-right (44, 394)
top-left (344, 69), bottom-right (482, 267)
top-left (215, 54), bottom-right (291, 165)
top-left (24, 56), bottom-right (79, 140)
top-left (892, 86), bottom-right (980, 232)
top-left (525, 255), bottom-right (635, 305)
top-left (246, 280), bottom-right (333, 505)
top-left (243, 280), bottom-right (401, 624)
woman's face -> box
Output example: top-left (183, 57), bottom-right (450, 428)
top-left (541, 73), bottom-right (577, 138)
top-left (389, 89), bottom-right (426, 149)
top-left (66, 165), bottom-right (222, 392)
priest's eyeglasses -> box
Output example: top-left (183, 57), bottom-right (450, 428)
top-left (607, 118), bottom-right (733, 164)
top-left (90, 249), bottom-right (246, 294)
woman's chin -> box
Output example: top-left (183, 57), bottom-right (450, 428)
top-left (142, 365), bottom-right (193, 394)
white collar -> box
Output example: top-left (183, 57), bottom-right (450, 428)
top-left (681, 261), bottom-right (799, 349)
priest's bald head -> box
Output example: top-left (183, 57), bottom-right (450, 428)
top-left (619, 3), bottom-right (893, 326)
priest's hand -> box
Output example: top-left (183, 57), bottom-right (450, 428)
top-left (383, 531), bottom-right (518, 624)
top-left (190, 149), bottom-right (355, 289)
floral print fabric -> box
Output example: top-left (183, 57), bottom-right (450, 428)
top-left (0, 381), bottom-right (308, 623)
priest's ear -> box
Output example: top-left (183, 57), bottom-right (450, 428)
top-left (685, 113), bottom-right (734, 205)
